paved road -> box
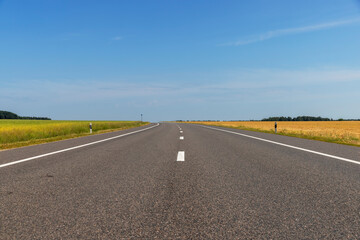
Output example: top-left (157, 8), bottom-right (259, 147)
top-left (1, 122), bottom-right (359, 239)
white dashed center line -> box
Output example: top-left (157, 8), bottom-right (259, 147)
top-left (177, 151), bottom-right (185, 161)
top-left (180, 136), bottom-right (184, 140)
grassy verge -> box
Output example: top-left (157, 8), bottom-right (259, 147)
top-left (0, 120), bottom-right (149, 150)
top-left (186, 121), bottom-right (360, 147)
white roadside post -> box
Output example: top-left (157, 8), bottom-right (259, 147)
top-left (90, 122), bottom-right (92, 134)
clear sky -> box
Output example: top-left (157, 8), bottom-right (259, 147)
top-left (1, 0), bottom-right (360, 121)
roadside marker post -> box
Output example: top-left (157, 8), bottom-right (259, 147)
top-left (90, 123), bottom-right (92, 134)
top-left (275, 121), bottom-right (277, 134)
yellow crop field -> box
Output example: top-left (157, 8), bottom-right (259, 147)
top-left (0, 120), bottom-right (148, 150)
top-left (189, 121), bottom-right (360, 147)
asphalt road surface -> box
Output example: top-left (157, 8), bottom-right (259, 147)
top-left (1, 123), bottom-right (359, 239)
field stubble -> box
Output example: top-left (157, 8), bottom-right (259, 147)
top-left (190, 121), bottom-right (360, 147)
top-left (0, 120), bottom-right (148, 150)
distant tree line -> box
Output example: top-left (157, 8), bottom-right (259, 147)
top-left (262, 116), bottom-right (331, 121)
top-left (177, 116), bottom-right (360, 122)
top-left (0, 111), bottom-right (51, 120)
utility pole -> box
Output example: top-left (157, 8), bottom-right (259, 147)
top-left (141, 114), bottom-right (143, 122)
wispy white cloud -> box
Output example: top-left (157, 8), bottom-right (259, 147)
top-left (222, 18), bottom-right (360, 46)
top-left (207, 68), bottom-right (360, 89)
top-left (3, 68), bottom-right (360, 102)
top-left (2, 67), bottom-right (359, 120)
top-left (112, 36), bottom-right (123, 41)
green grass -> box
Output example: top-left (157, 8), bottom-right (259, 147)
top-left (0, 120), bottom-right (149, 150)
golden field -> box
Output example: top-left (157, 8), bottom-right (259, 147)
top-left (0, 120), bottom-right (148, 150)
top-left (189, 121), bottom-right (360, 147)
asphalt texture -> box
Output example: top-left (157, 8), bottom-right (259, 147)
top-left (0, 122), bottom-right (359, 239)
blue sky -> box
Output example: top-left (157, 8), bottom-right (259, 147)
top-left (1, 0), bottom-right (360, 121)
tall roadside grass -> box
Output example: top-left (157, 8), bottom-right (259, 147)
top-left (0, 120), bottom-right (148, 150)
top-left (188, 121), bottom-right (360, 147)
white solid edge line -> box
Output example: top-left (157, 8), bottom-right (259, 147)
top-left (200, 125), bottom-right (360, 166)
top-left (0, 123), bottom-right (160, 169)
top-left (180, 136), bottom-right (184, 140)
top-left (177, 151), bottom-right (185, 161)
